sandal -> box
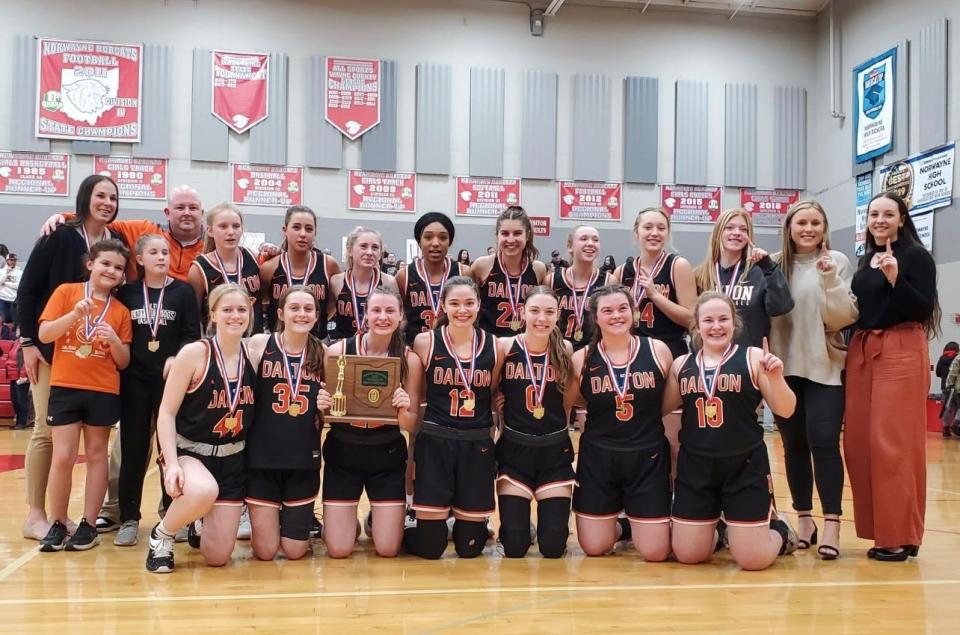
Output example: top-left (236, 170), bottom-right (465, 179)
top-left (796, 513), bottom-right (818, 550)
top-left (818, 518), bottom-right (840, 560)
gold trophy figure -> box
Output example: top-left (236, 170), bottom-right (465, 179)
top-left (330, 356), bottom-right (348, 417)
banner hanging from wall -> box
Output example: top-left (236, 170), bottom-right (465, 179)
top-left (348, 170), bottom-right (416, 212)
top-left (558, 181), bottom-right (622, 222)
top-left (877, 142), bottom-right (955, 214)
top-left (231, 163), bottom-right (302, 207)
top-left (94, 156), bottom-right (166, 200)
top-left (211, 50), bottom-right (269, 134)
top-left (913, 212), bottom-right (934, 251)
top-left (739, 188), bottom-right (799, 227)
top-left (36, 38), bottom-right (142, 142)
top-left (853, 47), bottom-right (896, 163)
top-left (660, 184), bottom-right (722, 223)
top-left (455, 177), bottom-right (520, 217)
top-left (855, 172), bottom-right (872, 257)
top-left (325, 57), bottom-right (381, 140)
top-left (529, 216), bottom-right (551, 237)
top-left (0, 151), bottom-right (70, 196)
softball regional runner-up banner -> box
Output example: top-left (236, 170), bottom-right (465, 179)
top-left (232, 164), bottom-right (303, 207)
top-left (94, 156), bottom-right (166, 200)
top-left (348, 170), bottom-right (416, 212)
top-left (326, 57), bottom-right (381, 140)
top-left (455, 177), bottom-right (520, 217)
top-left (36, 38), bottom-right (142, 142)
top-left (0, 151), bottom-right (70, 196)
top-left (853, 47), bottom-right (896, 163)
top-left (660, 185), bottom-right (722, 223)
top-left (558, 181), bottom-right (622, 222)
top-left (212, 50), bottom-right (269, 133)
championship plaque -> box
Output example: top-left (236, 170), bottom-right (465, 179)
top-left (323, 355), bottom-right (401, 424)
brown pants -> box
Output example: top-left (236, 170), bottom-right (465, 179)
top-left (844, 324), bottom-right (928, 548)
top-left (24, 363), bottom-right (52, 509)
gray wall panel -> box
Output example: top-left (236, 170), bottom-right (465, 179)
top-left (249, 53), bottom-right (289, 166)
top-left (623, 76), bottom-right (658, 185)
top-left (133, 43), bottom-right (172, 159)
top-left (11, 36), bottom-right (49, 153)
top-left (305, 55), bottom-right (342, 169)
top-left (674, 80), bottom-right (709, 185)
top-left (469, 67), bottom-right (505, 178)
top-left (572, 73), bottom-right (611, 182)
top-left (71, 141), bottom-right (111, 156)
top-left (361, 60), bottom-right (398, 172)
top-left (520, 70), bottom-right (557, 180)
top-left (773, 86), bottom-right (806, 189)
top-left (919, 18), bottom-right (948, 152)
top-left (190, 48), bottom-right (228, 163)
top-left (415, 64), bottom-right (451, 175)
top-left (724, 83), bottom-right (757, 187)
top-left (886, 39), bottom-right (910, 162)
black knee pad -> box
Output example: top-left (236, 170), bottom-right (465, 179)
top-left (404, 519), bottom-right (447, 560)
top-left (497, 495), bottom-right (532, 558)
top-left (453, 519), bottom-right (488, 558)
top-left (536, 497), bottom-right (571, 559)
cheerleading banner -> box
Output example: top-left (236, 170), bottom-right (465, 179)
top-left (455, 177), bottom-right (521, 217)
top-left (558, 181), bottom-right (622, 222)
top-left (211, 50), bottom-right (269, 133)
top-left (529, 216), bottom-right (551, 237)
top-left (853, 47), bottom-right (896, 163)
top-left (325, 57), bottom-right (380, 140)
top-left (739, 188), bottom-right (800, 228)
top-left (94, 156), bottom-right (166, 200)
top-left (232, 164), bottom-right (302, 207)
top-left (36, 38), bottom-right (142, 142)
top-left (348, 170), bottom-right (416, 213)
top-left (0, 151), bottom-right (70, 196)
top-left (660, 184), bottom-right (722, 223)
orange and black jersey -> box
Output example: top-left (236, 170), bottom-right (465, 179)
top-left (194, 248), bottom-right (263, 333)
top-left (620, 253), bottom-right (684, 344)
top-left (402, 258), bottom-right (465, 345)
top-left (552, 266), bottom-right (604, 351)
top-left (266, 250), bottom-right (332, 340)
top-left (422, 327), bottom-right (498, 431)
top-left (500, 338), bottom-right (565, 435)
top-left (478, 257), bottom-right (539, 336)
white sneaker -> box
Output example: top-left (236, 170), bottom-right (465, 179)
top-left (146, 525), bottom-right (175, 574)
top-left (114, 520), bottom-right (139, 547)
top-left (446, 516), bottom-right (455, 540)
top-left (237, 505), bottom-right (252, 540)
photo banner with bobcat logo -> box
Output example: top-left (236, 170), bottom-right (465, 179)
top-left (212, 50), bottom-right (269, 134)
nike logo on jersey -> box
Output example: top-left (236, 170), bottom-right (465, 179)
top-left (480, 447), bottom-right (489, 453)
top-left (434, 355), bottom-right (447, 362)
top-left (588, 366), bottom-right (602, 372)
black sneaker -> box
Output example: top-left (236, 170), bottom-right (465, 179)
top-left (714, 519), bottom-right (729, 552)
top-left (146, 525), bottom-right (175, 574)
top-left (39, 520), bottom-right (69, 552)
top-left (187, 520), bottom-right (201, 549)
top-left (95, 516), bottom-right (120, 533)
top-left (65, 519), bottom-right (101, 551)
top-left (310, 515), bottom-right (322, 538)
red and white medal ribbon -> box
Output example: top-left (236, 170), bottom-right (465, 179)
top-left (497, 253), bottom-right (525, 330)
top-left (212, 249), bottom-right (242, 285)
top-left (566, 267), bottom-right (599, 338)
top-left (415, 256), bottom-right (450, 322)
top-left (598, 336), bottom-right (637, 404)
top-left (282, 249), bottom-right (317, 287)
top-left (82, 281), bottom-right (112, 341)
top-left (80, 225), bottom-right (109, 252)
top-left (631, 251), bottom-right (668, 305)
top-left (142, 278), bottom-right (170, 350)
top-left (519, 335), bottom-right (549, 420)
top-left (211, 336), bottom-right (245, 418)
top-left (277, 332), bottom-right (305, 416)
top-left (714, 259), bottom-right (742, 298)
top-left (347, 268), bottom-right (380, 333)
top-left (697, 344), bottom-right (735, 403)
top-left (442, 326), bottom-right (478, 408)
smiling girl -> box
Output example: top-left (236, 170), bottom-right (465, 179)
top-left (330, 226), bottom-right (398, 340)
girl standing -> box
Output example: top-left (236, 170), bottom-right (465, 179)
top-left (329, 227), bottom-right (398, 341)
top-left (552, 226), bottom-right (607, 351)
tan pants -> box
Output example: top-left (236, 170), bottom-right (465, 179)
top-left (24, 363), bottom-right (51, 509)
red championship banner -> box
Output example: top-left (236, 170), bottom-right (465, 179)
top-left (739, 188), bottom-right (800, 228)
top-left (94, 156), bottom-right (166, 201)
top-left (558, 181), bottom-right (622, 221)
top-left (212, 50), bottom-right (269, 134)
top-left (660, 185), bottom-right (723, 223)
top-left (455, 177), bottom-right (521, 217)
top-left (231, 164), bottom-right (303, 207)
top-left (529, 216), bottom-right (551, 237)
top-left (0, 151), bottom-right (70, 196)
top-left (325, 57), bottom-right (381, 140)
top-left (348, 170), bottom-right (416, 212)
top-left (36, 38), bottom-right (142, 142)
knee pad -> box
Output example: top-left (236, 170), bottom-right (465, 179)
top-left (497, 495), bottom-right (532, 558)
top-left (403, 519), bottom-right (447, 560)
top-left (536, 497), bottom-right (571, 559)
top-left (453, 519), bottom-right (488, 558)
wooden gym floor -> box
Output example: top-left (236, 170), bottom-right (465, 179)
top-left (0, 426), bottom-right (958, 633)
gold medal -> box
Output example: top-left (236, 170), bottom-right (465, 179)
top-left (510, 319), bottom-right (521, 332)
top-left (533, 405), bottom-right (545, 420)
top-left (288, 403), bottom-right (301, 417)
top-left (367, 388), bottom-right (381, 405)
top-left (462, 396), bottom-right (476, 413)
top-left (225, 416), bottom-right (238, 431)
top-left (573, 329), bottom-right (583, 342)
top-left (147, 339), bottom-right (159, 352)
top-left (76, 344), bottom-right (92, 358)
top-left (705, 403), bottom-right (718, 419)
top-left (633, 310), bottom-right (641, 323)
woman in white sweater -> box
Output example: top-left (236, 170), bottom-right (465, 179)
top-left (770, 200), bottom-right (858, 560)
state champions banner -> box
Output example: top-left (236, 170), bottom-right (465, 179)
top-left (853, 47), bottom-right (896, 163)
top-left (212, 50), bottom-right (269, 133)
top-left (558, 181), bottom-right (621, 221)
top-left (660, 185), bottom-right (722, 223)
top-left (232, 164), bottom-right (302, 207)
top-left (455, 177), bottom-right (520, 217)
top-left (36, 38), bottom-right (142, 142)
top-left (739, 188), bottom-right (799, 227)
top-left (877, 143), bottom-right (955, 214)
top-left (94, 156), bottom-right (166, 201)
top-left (0, 151), bottom-right (70, 196)
top-left (326, 57), bottom-right (380, 140)
top-left (348, 170), bottom-right (416, 213)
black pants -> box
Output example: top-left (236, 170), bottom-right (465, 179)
top-left (775, 376), bottom-right (844, 515)
top-left (118, 373), bottom-right (165, 522)
top-left (10, 380), bottom-right (30, 427)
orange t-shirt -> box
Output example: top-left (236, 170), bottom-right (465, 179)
top-left (39, 283), bottom-right (133, 394)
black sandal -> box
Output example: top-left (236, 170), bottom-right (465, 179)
top-left (817, 518), bottom-right (840, 560)
top-left (796, 513), bottom-right (817, 550)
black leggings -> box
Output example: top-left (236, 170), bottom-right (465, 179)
top-left (775, 376), bottom-right (844, 516)
top-left (118, 373), bottom-right (165, 522)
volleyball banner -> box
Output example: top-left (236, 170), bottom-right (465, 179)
top-left (36, 38), bottom-right (142, 142)
top-left (877, 143), bottom-right (955, 214)
top-left (739, 188), bottom-right (799, 227)
top-left (455, 177), bottom-right (520, 217)
top-left (0, 151), bottom-right (70, 196)
top-left (212, 50), bottom-right (269, 133)
top-left (855, 172), bottom-right (872, 257)
top-left (325, 57), bottom-right (381, 140)
top-left (853, 47), bottom-right (896, 163)
top-left (348, 170), bottom-right (416, 212)
top-left (660, 184), bottom-right (722, 223)
top-left (231, 163), bottom-right (302, 207)
top-left (529, 216), bottom-right (551, 237)
top-left (94, 156), bottom-right (166, 200)
top-left (558, 181), bottom-right (621, 222)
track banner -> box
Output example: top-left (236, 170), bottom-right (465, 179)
top-left (94, 156), bottom-right (166, 200)
top-left (660, 184), bottom-right (722, 223)
top-left (348, 170), bottom-right (416, 213)
top-left (739, 188), bottom-right (799, 228)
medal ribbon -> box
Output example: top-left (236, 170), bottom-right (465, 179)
top-left (566, 267), bottom-right (599, 333)
top-left (82, 281), bottom-right (112, 341)
top-left (212, 249), bottom-right (242, 285)
top-left (141, 278), bottom-right (170, 342)
top-left (715, 258), bottom-right (742, 298)
top-left (211, 336), bottom-right (245, 416)
top-left (282, 249), bottom-right (317, 287)
top-left (598, 337), bottom-right (637, 403)
top-left (347, 268), bottom-right (380, 332)
top-left (415, 256), bottom-right (450, 320)
top-left (442, 326), bottom-right (478, 395)
top-left (80, 225), bottom-right (109, 252)
top-left (276, 332), bottom-right (305, 402)
top-left (631, 251), bottom-right (668, 305)
top-left (497, 252), bottom-right (525, 326)
top-left (697, 344), bottom-right (735, 401)
top-left (519, 335), bottom-right (549, 410)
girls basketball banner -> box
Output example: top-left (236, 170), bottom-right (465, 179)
top-left (876, 143), bottom-right (955, 214)
top-left (325, 57), bottom-right (381, 140)
top-left (36, 38), bottom-right (143, 142)
top-left (529, 216), bottom-right (551, 237)
top-left (455, 177), bottom-right (521, 217)
top-left (231, 163), bottom-right (303, 207)
top-left (211, 50), bottom-right (269, 133)
top-left (348, 170), bottom-right (416, 212)
top-left (558, 181), bottom-right (622, 222)
top-left (660, 184), bottom-right (722, 223)
top-left (853, 47), bottom-right (896, 163)
top-left (0, 151), bottom-right (69, 196)
top-left (94, 156), bottom-right (166, 200)
top-left (739, 188), bottom-right (800, 227)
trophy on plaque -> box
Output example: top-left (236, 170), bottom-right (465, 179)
top-left (324, 354), bottom-right (402, 425)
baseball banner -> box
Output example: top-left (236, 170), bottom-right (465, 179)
top-left (455, 177), bottom-right (521, 217)
top-left (212, 51), bottom-right (269, 133)
top-left (877, 143), bottom-right (955, 215)
top-left (558, 181), bottom-right (621, 222)
top-left (739, 188), bottom-right (800, 227)
top-left (660, 185), bottom-right (722, 223)
top-left (94, 156), bottom-right (166, 201)
top-left (325, 57), bottom-right (381, 140)
top-left (36, 38), bottom-right (142, 142)
top-left (232, 164), bottom-right (302, 207)
top-left (0, 151), bottom-right (70, 196)
top-left (348, 170), bottom-right (416, 213)
top-left (853, 47), bottom-right (896, 163)
top-left (529, 216), bottom-right (551, 237)
top-left (855, 172), bottom-right (872, 257)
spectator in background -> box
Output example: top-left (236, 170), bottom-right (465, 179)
top-left (598, 255), bottom-right (616, 277)
top-left (381, 251), bottom-right (399, 276)
top-left (550, 249), bottom-right (570, 270)
top-left (457, 249), bottom-right (471, 266)
top-left (936, 342), bottom-right (959, 393)
top-left (0, 253), bottom-right (22, 326)
top-left (0, 244), bottom-right (8, 258)
top-left (486, 246), bottom-right (495, 256)
top-left (4, 333), bottom-right (31, 429)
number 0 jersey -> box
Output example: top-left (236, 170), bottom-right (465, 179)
top-left (500, 337), bottom-right (566, 435)
top-left (422, 327), bottom-right (498, 430)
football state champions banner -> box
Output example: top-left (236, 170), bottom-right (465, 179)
top-left (94, 156), bottom-right (166, 200)
top-left (455, 177), bottom-right (520, 217)
top-left (212, 51), bottom-right (269, 133)
top-left (326, 57), bottom-right (381, 140)
top-left (558, 181), bottom-right (622, 222)
top-left (0, 151), bottom-right (69, 196)
top-left (348, 170), bottom-right (416, 212)
top-left (740, 188), bottom-right (800, 227)
top-left (232, 164), bottom-right (302, 207)
top-left (853, 47), bottom-right (896, 163)
top-left (660, 185), bottom-right (722, 223)
top-left (855, 172), bottom-right (872, 257)
top-left (877, 143), bottom-right (955, 214)
top-left (36, 38), bottom-right (142, 142)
